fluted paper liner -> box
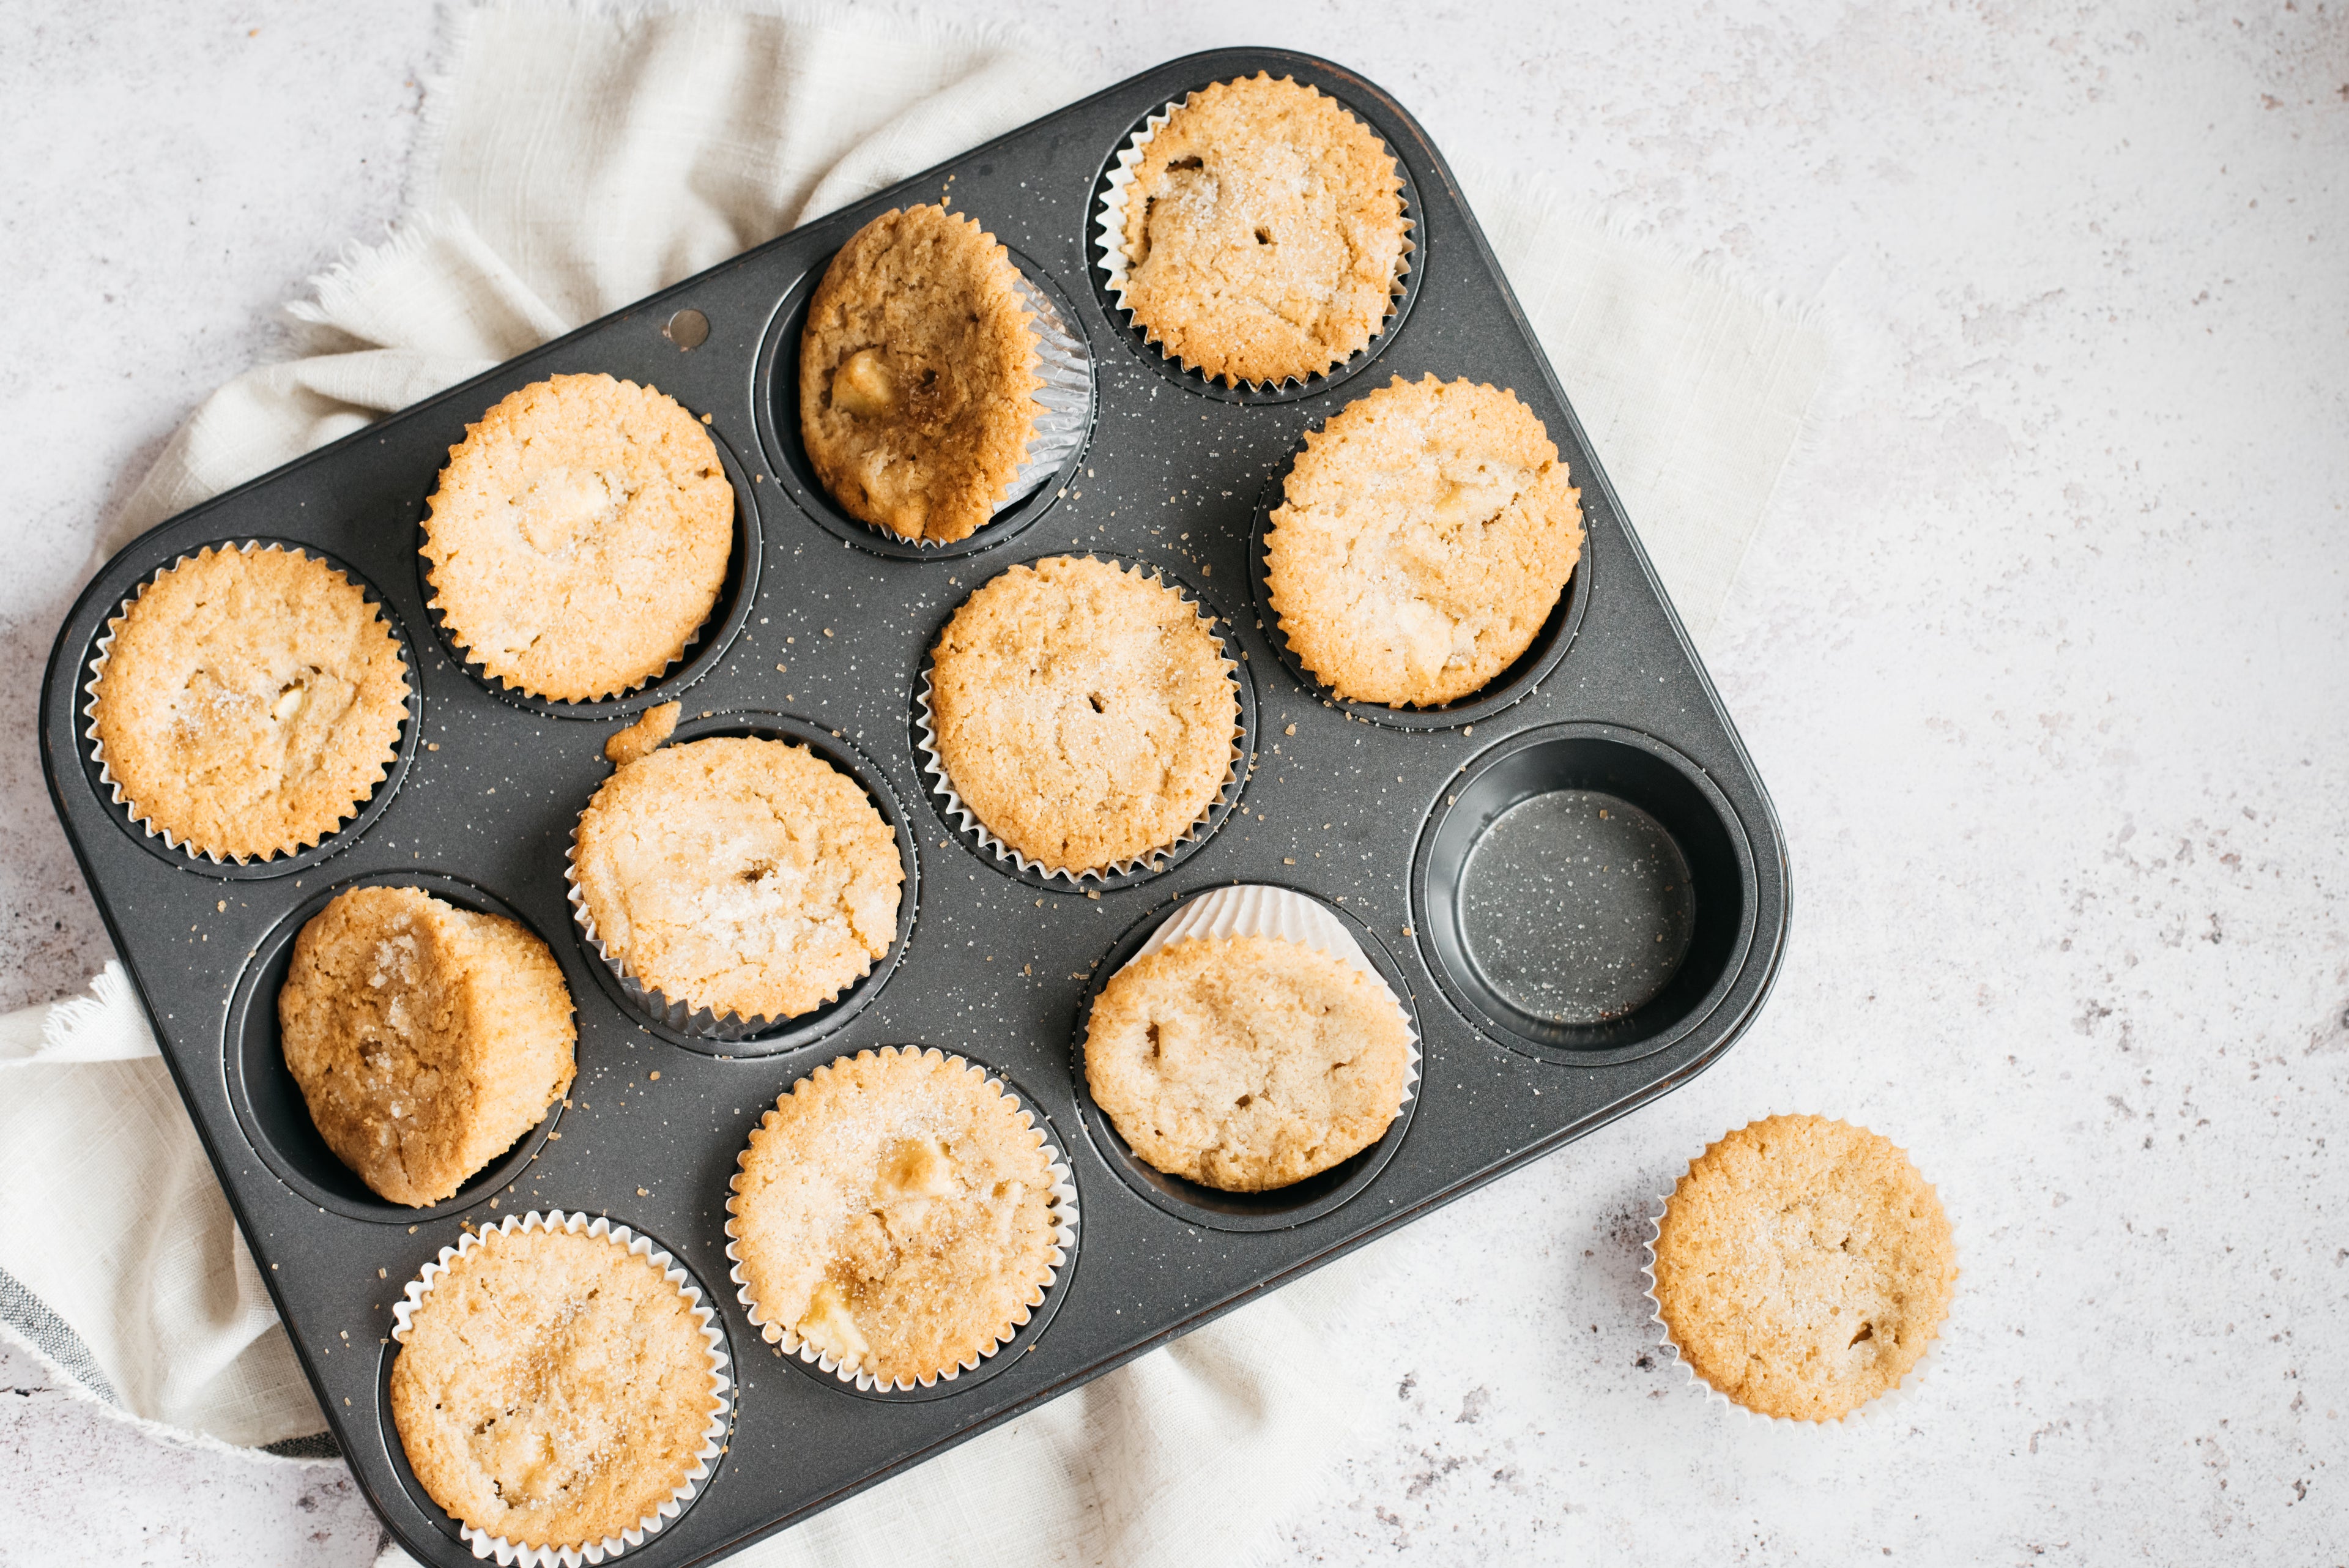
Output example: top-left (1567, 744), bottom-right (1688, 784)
top-left (915, 558), bottom-right (1244, 886)
top-left (389, 1209), bottom-right (732, 1566)
top-left (723, 1046), bottom-right (1080, 1392)
top-left (1094, 87), bottom-right (1415, 392)
top-left (1641, 1115), bottom-right (1954, 1429)
top-left (83, 540), bottom-right (409, 864)
top-left (1122, 883), bottom-right (1419, 1113)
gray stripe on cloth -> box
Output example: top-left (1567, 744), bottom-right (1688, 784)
top-left (0, 1264), bottom-right (122, 1405)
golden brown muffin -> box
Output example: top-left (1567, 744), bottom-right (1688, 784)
top-left (421, 373), bottom-right (733, 701)
top-left (277, 885), bottom-right (575, 1207)
top-left (799, 204), bottom-right (1043, 543)
top-left (926, 555), bottom-right (1236, 875)
top-left (727, 1047), bottom-right (1064, 1387)
top-left (1115, 73), bottom-right (1408, 385)
top-left (1650, 1115), bottom-right (1958, 1422)
top-left (390, 1223), bottom-right (718, 1549)
top-left (1085, 934), bottom-right (1411, 1191)
top-left (571, 737), bottom-right (902, 1024)
top-left (1267, 376), bottom-right (1585, 707)
top-left (86, 543), bottom-right (409, 863)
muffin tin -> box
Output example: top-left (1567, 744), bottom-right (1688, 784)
top-left (38, 49), bottom-right (1788, 1564)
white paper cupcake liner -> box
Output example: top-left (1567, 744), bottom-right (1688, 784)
top-left (1126, 883), bottom-right (1419, 1112)
top-left (1641, 1115), bottom-right (1955, 1429)
top-left (722, 1046), bottom-right (1081, 1393)
top-left (1094, 85), bottom-right (1416, 392)
top-left (914, 558), bottom-right (1244, 886)
top-left (388, 1209), bottom-right (732, 1566)
top-left (563, 820), bottom-right (874, 1042)
top-left (997, 272), bottom-right (1093, 512)
top-left (83, 540), bottom-right (409, 865)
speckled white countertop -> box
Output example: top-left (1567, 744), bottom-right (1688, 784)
top-left (3, 1), bottom-right (2344, 1562)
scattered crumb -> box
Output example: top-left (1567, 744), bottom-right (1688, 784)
top-left (604, 701), bottom-right (681, 766)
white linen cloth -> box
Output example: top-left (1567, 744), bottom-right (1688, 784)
top-left (0, 4), bottom-right (1831, 1562)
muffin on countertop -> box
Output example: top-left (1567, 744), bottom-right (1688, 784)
top-left (1113, 73), bottom-right (1408, 386)
top-left (86, 543), bottom-right (409, 863)
top-left (728, 1046), bottom-right (1065, 1387)
top-left (421, 372), bottom-right (733, 701)
top-left (1267, 375), bottom-right (1584, 708)
top-left (278, 885), bottom-right (576, 1207)
top-left (1650, 1115), bottom-right (1958, 1422)
top-left (1085, 932), bottom-right (1411, 1191)
top-left (390, 1223), bottom-right (718, 1549)
top-left (571, 735), bottom-right (902, 1025)
top-left (801, 204), bottom-right (1076, 544)
top-left (925, 555), bottom-right (1236, 876)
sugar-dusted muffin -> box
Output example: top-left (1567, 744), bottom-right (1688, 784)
top-left (571, 736), bottom-right (902, 1026)
top-left (86, 543), bottom-right (409, 863)
top-left (421, 372), bottom-right (733, 700)
top-left (801, 204), bottom-right (1085, 543)
top-left (925, 555), bottom-right (1236, 875)
top-left (727, 1047), bottom-right (1067, 1388)
top-left (1267, 376), bottom-right (1585, 707)
top-left (390, 1220), bottom-right (721, 1550)
top-left (1086, 932), bottom-right (1411, 1191)
top-left (1111, 73), bottom-right (1408, 385)
top-left (1649, 1115), bottom-right (1958, 1422)
top-left (277, 885), bottom-right (574, 1207)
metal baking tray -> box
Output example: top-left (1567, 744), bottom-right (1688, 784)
top-left (39, 47), bottom-right (1789, 1564)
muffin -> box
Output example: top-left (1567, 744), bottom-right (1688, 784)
top-left (1649, 1115), bottom-right (1958, 1422)
top-left (1107, 73), bottom-right (1409, 386)
top-left (1266, 376), bottom-right (1585, 707)
top-left (390, 1215), bottom-right (724, 1553)
top-left (421, 372), bottom-right (733, 701)
top-left (570, 736), bottom-right (903, 1029)
top-left (1085, 924), bottom-right (1412, 1192)
top-left (727, 1047), bottom-right (1070, 1388)
top-left (800, 204), bottom-right (1088, 543)
top-left (278, 886), bottom-right (576, 1206)
top-left (924, 555), bottom-right (1236, 877)
top-left (85, 543), bottom-right (409, 864)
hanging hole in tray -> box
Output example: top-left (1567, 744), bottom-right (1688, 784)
top-left (1068, 892), bottom-right (1420, 1233)
top-left (752, 245), bottom-right (1095, 562)
top-left (664, 307), bottom-right (710, 349)
top-left (1412, 723), bottom-right (1757, 1066)
top-left (573, 709), bottom-right (922, 1055)
top-left (412, 420), bottom-right (762, 723)
top-left (223, 871), bottom-right (569, 1224)
top-left (1248, 462), bottom-right (1590, 731)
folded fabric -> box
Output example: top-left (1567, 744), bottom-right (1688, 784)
top-left (0, 5), bottom-right (1831, 1564)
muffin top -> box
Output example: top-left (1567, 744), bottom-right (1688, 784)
top-left (573, 737), bottom-right (903, 1023)
top-left (729, 1047), bottom-right (1063, 1387)
top-left (1267, 376), bottom-right (1584, 707)
top-left (278, 885), bottom-right (576, 1207)
top-left (421, 372), bottom-right (733, 701)
top-left (86, 543), bottom-right (409, 863)
top-left (390, 1224), bottom-right (716, 1549)
top-left (800, 204), bottom-right (1042, 543)
top-left (1116, 73), bottom-right (1408, 386)
top-left (927, 556), bottom-right (1235, 875)
top-left (1650, 1115), bottom-right (1958, 1422)
top-left (1085, 933), bottom-right (1411, 1191)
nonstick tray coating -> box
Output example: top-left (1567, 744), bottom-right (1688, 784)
top-left (40, 49), bottom-right (1788, 1565)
